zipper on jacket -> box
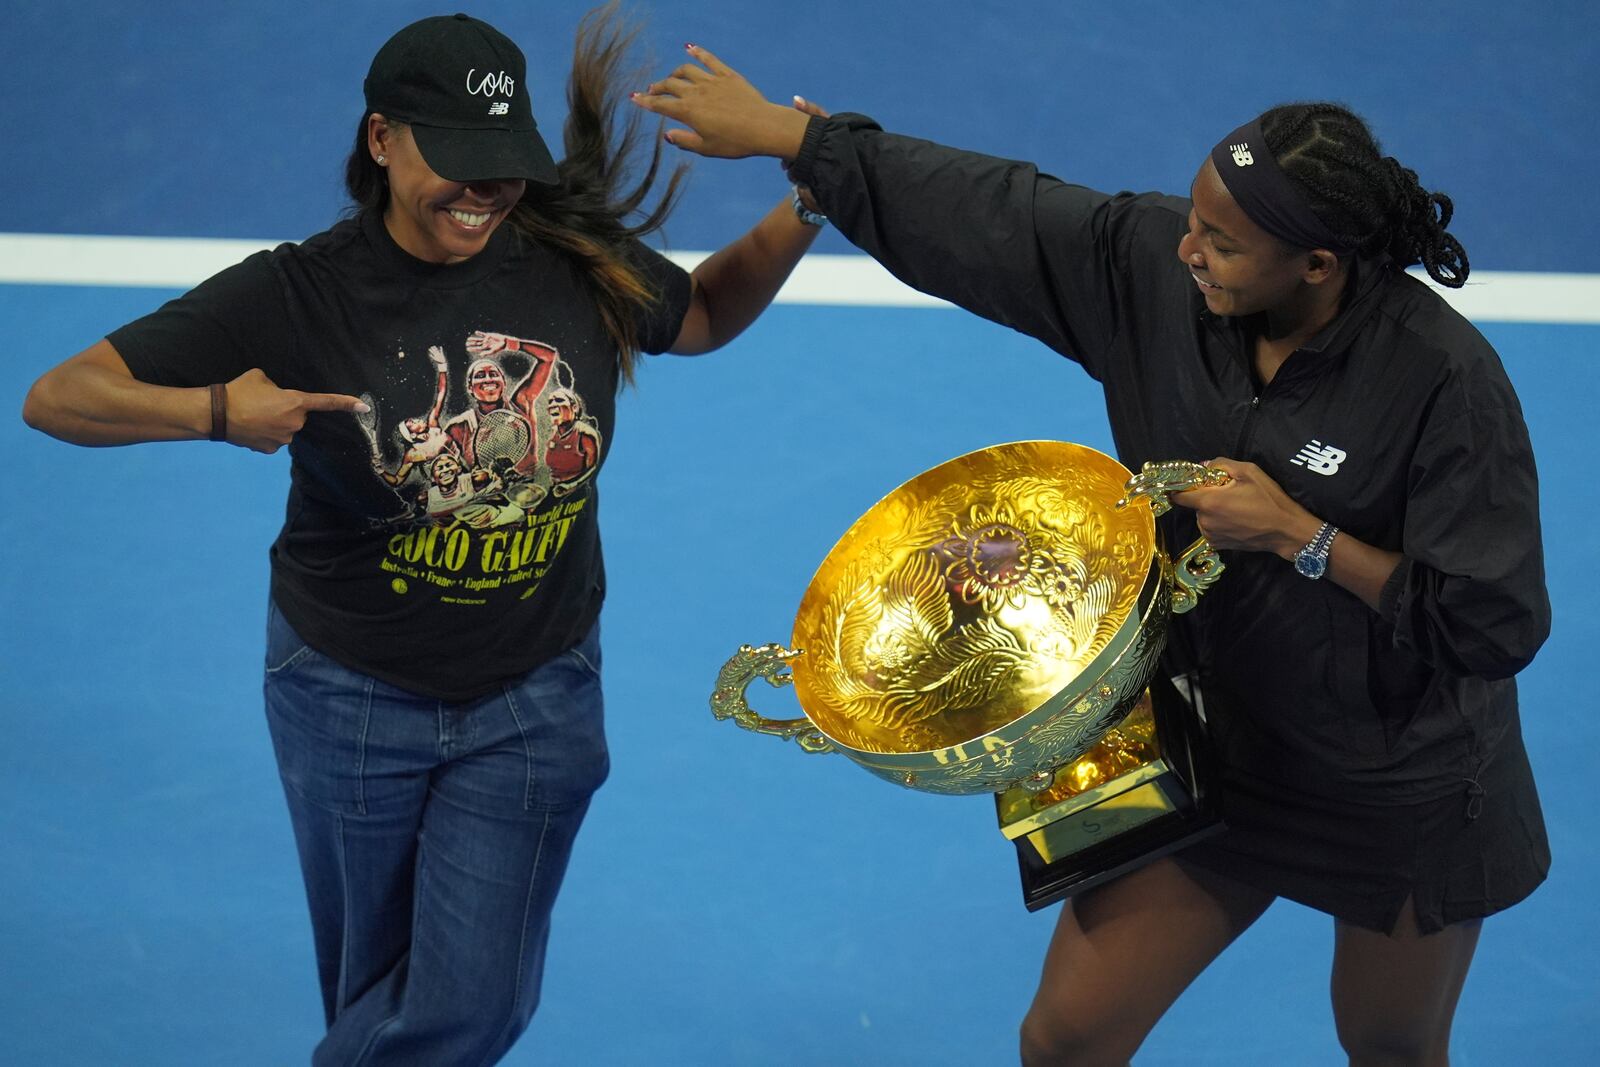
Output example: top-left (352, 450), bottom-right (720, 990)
top-left (1202, 310), bottom-right (1266, 460)
top-left (1234, 336), bottom-right (1300, 458)
top-left (1232, 394), bottom-right (1261, 457)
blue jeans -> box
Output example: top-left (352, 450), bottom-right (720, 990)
top-left (263, 600), bottom-right (609, 1066)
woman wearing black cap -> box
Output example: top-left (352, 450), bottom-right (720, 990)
top-left (633, 49), bottom-right (1552, 1066)
top-left (22, 11), bottom-right (828, 1066)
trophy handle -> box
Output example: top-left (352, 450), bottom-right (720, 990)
top-left (1115, 460), bottom-right (1232, 515)
top-left (1170, 536), bottom-right (1225, 614)
top-left (710, 644), bottom-right (836, 754)
top-left (1116, 460), bottom-right (1231, 614)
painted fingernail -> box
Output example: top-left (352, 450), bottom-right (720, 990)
top-left (685, 43), bottom-right (697, 51)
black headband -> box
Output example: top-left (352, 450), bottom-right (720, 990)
top-left (1210, 120), bottom-right (1354, 256)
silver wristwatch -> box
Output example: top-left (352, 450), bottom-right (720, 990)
top-left (791, 185), bottom-right (827, 227)
top-left (1293, 521), bottom-right (1339, 580)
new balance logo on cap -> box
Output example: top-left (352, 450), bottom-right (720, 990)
top-left (1230, 143), bottom-right (1254, 167)
top-left (468, 70), bottom-right (513, 116)
top-left (1291, 440), bottom-right (1346, 476)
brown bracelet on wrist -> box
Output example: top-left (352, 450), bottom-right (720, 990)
top-left (208, 382), bottom-right (228, 442)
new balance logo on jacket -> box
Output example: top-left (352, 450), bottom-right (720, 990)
top-left (1292, 440), bottom-right (1346, 475)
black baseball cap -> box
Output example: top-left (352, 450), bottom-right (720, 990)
top-left (363, 13), bottom-right (559, 185)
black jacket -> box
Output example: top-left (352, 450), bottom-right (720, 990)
top-left (791, 113), bottom-right (1550, 801)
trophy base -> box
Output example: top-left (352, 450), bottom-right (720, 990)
top-left (996, 672), bottom-right (1222, 912)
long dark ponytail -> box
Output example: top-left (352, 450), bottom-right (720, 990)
top-left (1261, 103), bottom-right (1469, 287)
top-left (344, 2), bottom-right (688, 382)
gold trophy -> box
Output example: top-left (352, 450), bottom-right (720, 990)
top-left (710, 441), bottom-right (1228, 909)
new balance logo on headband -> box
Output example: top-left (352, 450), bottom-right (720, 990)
top-left (488, 102), bottom-right (509, 115)
top-left (1230, 143), bottom-right (1254, 167)
top-left (1291, 440), bottom-right (1347, 475)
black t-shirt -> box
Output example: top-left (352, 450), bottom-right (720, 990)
top-left (110, 210), bottom-right (691, 700)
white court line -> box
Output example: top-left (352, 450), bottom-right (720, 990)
top-left (1, 232), bottom-right (1596, 325)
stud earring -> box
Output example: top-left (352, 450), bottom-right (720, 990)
top-left (376, 154), bottom-right (387, 165)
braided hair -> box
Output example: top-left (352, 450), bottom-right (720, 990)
top-left (1261, 104), bottom-right (1469, 287)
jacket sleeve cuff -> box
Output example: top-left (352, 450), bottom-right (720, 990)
top-left (787, 114), bottom-right (829, 188)
top-left (1377, 557), bottom-right (1409, 623)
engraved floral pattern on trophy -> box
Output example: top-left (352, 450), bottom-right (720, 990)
top-left (799, 447), bottom-right (1151, 769)
top-left (868, 575), bottom-right (1171, 795)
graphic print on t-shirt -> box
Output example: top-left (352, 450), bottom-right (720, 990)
top-left (356, 329), bottom-right (604, 606)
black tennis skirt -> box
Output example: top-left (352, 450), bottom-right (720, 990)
top-left (1176, 728), bottom-right (1550, 934)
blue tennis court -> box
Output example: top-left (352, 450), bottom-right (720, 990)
top-left (3, 2), bottom-right (1596, 1063)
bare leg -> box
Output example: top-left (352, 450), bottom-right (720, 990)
top-left (1019, 858), bottom-right (1275, 1066)
top-left (1331, 897), bottom-right (1482, 1067)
